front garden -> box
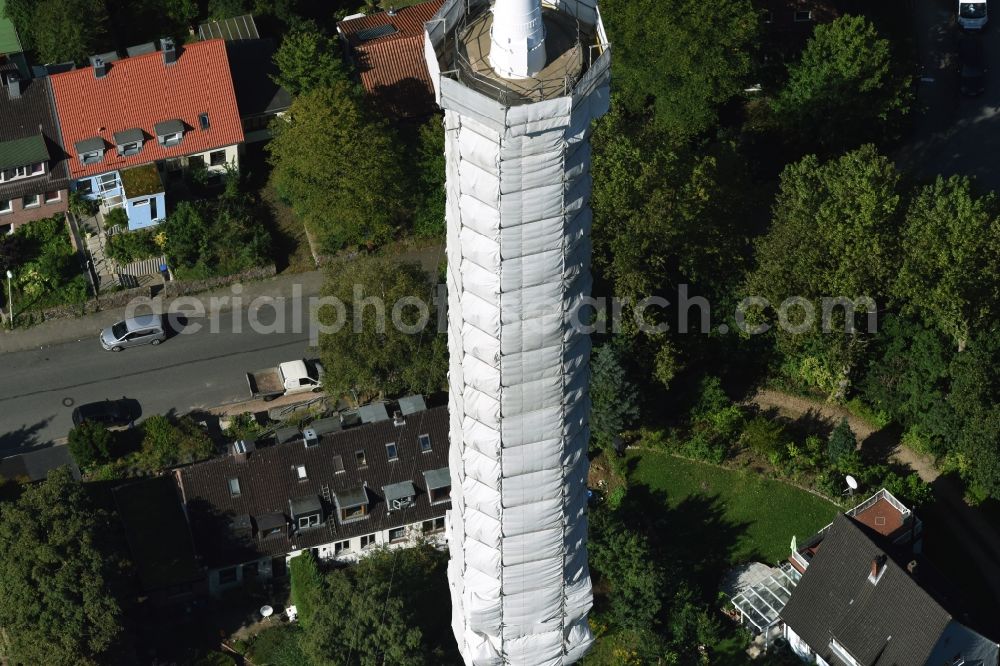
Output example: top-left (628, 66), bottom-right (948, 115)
top-left (0, 215), bottom-right (89, 323)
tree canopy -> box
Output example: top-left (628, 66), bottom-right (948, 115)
top-left (601, 0), bottom-right (758, 138)
top-left (19, 0), bottom-right (109, 64)
top-left (67, 421), bottom-right (116, 468)
top-left (895, 175), bottom-right (1000, 351)
top-left (318, 255), bottom-right (446, 399)
top-left (272, 27), bottom-right (346, 96)
top-left (590, 341), bottom-right (640, 453)
top-left (773, 15), bottom-right (911, 152)
top-left (268, 82), bottom-right (407, 252)
top-left (0, 468), bottom-right (123, 665)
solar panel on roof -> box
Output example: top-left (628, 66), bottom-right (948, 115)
top-left (355, 24), bottom-right (398, 42)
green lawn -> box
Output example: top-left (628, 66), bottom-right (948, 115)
top-left (628, 450), bottom-right (840, 564)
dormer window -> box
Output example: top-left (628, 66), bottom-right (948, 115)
top-left (334, 487), bottom-right (369, 523)
top-left (289, 496), bottom-right (323, 531)
top-left (154, 119), bottom-right (185, 147)
top-left (113, 129), bottom-right (144, 157)
top-left (383, 481), bottom-right (416, 511)
top-left (0, 136), bottom-right (50, 179)
top-left (424, 467), bottom-right (451, 505)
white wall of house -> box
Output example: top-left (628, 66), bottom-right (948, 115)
top-left (189, 144), bottom-right (240, 174)
top-left (206, 516), bottom-right (447, 596)
top-left (785, 624), bottom-right (815, 662)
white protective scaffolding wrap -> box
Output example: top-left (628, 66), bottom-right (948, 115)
top-left (425, 1), bottom-right (611, 663)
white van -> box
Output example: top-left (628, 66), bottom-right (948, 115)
top-left (959, 0), bottom-right (988, 30)
top-left (100, 314), bottom-right (166, 351)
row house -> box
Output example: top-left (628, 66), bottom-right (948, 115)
top-left (172, 400), bottom-right (451, 596)
top-left (0, 73), bottom-right (70, 234)
top-left (48, 39), bottom-right (244, 230)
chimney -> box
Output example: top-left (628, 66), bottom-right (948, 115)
top-left (231, 439), bottom-right (254, 462)
top-left (907, 560), bottom-right (918, 576)
top-left (94, 57), bottom-right (108, 79)
top-left (869, 554), bottom-right (887, 584)
top-left (161, 38), bottom-right (177, 65)
top-left (387, 5), bottom-right (397, 15)
top-left (393, 410), bottom-right (405, 427)
top-left (6, 73), bottom-right (21, 100)
top-left (303, 428), bottom-right (319, 448)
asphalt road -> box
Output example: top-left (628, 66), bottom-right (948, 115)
top-left (0, 307), bottom-right (314, 452)
top-left (902, 0), bottom-right (1000, 190)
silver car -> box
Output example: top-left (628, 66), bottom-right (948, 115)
top-left (100, 314), bottom-right (166, 351)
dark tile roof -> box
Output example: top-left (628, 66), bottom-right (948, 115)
top-left (224, 39), bottom-right (291, 120)
top-left (0, 445), bottom-right (79, 482)
top-left (781, 514), bottom-right (953, 665)
top-left (113, 476), bottom-right (202, 591)
top-left (337, 1), bottom-right (443, 119)
top-left (176, 405), bottom-right (450, 568)
top-left (0, 76), bottom-right (70, 200)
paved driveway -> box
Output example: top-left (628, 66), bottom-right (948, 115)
top-left (900, 0), bottom-right (1000, 190)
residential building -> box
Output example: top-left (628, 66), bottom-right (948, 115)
top-left (49, 39), bottom-right (244, 230)
top-left (732, 489), bottom-right (923, 650)
top-left (0, 446), bottom-right (79, 483)
top-left (781, 513), bottom-right (998, 665)
top-left (174, 402), bottom-right (450, 596)
top-left (0, 73), bottom-right (70, 234)
top-left (337, 1), bottom-right (444, 119)
top-left (197, 16), bottom-right (292, 141)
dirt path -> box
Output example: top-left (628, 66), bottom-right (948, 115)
top-left (750, 389), bottom-right (939, 482)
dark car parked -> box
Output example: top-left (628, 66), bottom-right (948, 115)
top-left (71, 398), bottom-right (141, 428)
top-left (959, 35), bottom-right (987, 96)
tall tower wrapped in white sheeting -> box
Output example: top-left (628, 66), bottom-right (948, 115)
top-left (425, 1), bottom-right (610, 663)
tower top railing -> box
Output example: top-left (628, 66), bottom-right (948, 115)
top-left (444, 0), bottom-right (595, 105)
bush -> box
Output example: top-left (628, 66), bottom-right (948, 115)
top-left (248, 625), bottom-right (309, 666)
top-left (10, 216), bottom-right (88, 309)
top-left (740, 416), bottom-right (787, 458)
top-left (105, 229), bottom-right (161, 265)
top-left (827, 418), bottom-right (857, 466)
top-left (68, 191), bottom-right (98, 217)
top-left (138, 415), bottom-right (215, 472)
top-left (161, 196), bottom-right (270, 280)
top-left (67, 421), bottom-right (115, 467)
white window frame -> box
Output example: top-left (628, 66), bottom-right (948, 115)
top-left (298, 514), bottom-right (320, 529)
top-left (119, 141), bottom-right (141, 156)
top-left (209, 149), bottom-right (227, 167)
top-left (98, 173), bottom-right (118, 193)
top-left (419, 434), bottom-right (432, 453)
top-left (44, 191), bottom-right (60, 203)
top-left (30, 162), bottom-right (44, 176)
top-left (334, 539), bottom-right (350, 555)
top-left (22, 193), bottom-right (39, 208)
top-left (360, 534), bottom-right (376, 549)
top-left (0, 200), bottom-right (11, 214)
top-left (81, 151), bottom-right (102, 165)
top-left (132, 198), bottom-right (150, 207)
top-left (162, 132), bottom-right (182, 146)
top-left (228, 477), bottom-right (241, 497)
top-left (386, 442), bottom-right (398, 461)
top-left (388, 527), bottom-right (407, 543)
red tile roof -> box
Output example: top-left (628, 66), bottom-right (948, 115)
top-left (338, 1), bottom-right (443, 118)
top-left (49, 39), bottom-right (244, 180)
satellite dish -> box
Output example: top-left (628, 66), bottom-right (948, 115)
top-left (260, 605), bottom-right (274, 619)
top-left (846, 475), bottom-right (858, 490)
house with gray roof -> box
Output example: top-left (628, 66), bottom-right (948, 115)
top-left (174, 402), bottom-right (450, 595)
top-left (780, 513), bottom-right (998, 666)
top-left (0, 72), bottom-right (70, 234)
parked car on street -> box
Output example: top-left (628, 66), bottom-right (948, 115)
top-left (100, 314), bottom-right (166, 352)
top-left (71, 398), bottom-right (141, 428)
top-left (959, 0), bottom-right (988, 30)
top-left (959, 35), bottom-right (987, 96)
top-left (246, 359), bottom-right (325, 401)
